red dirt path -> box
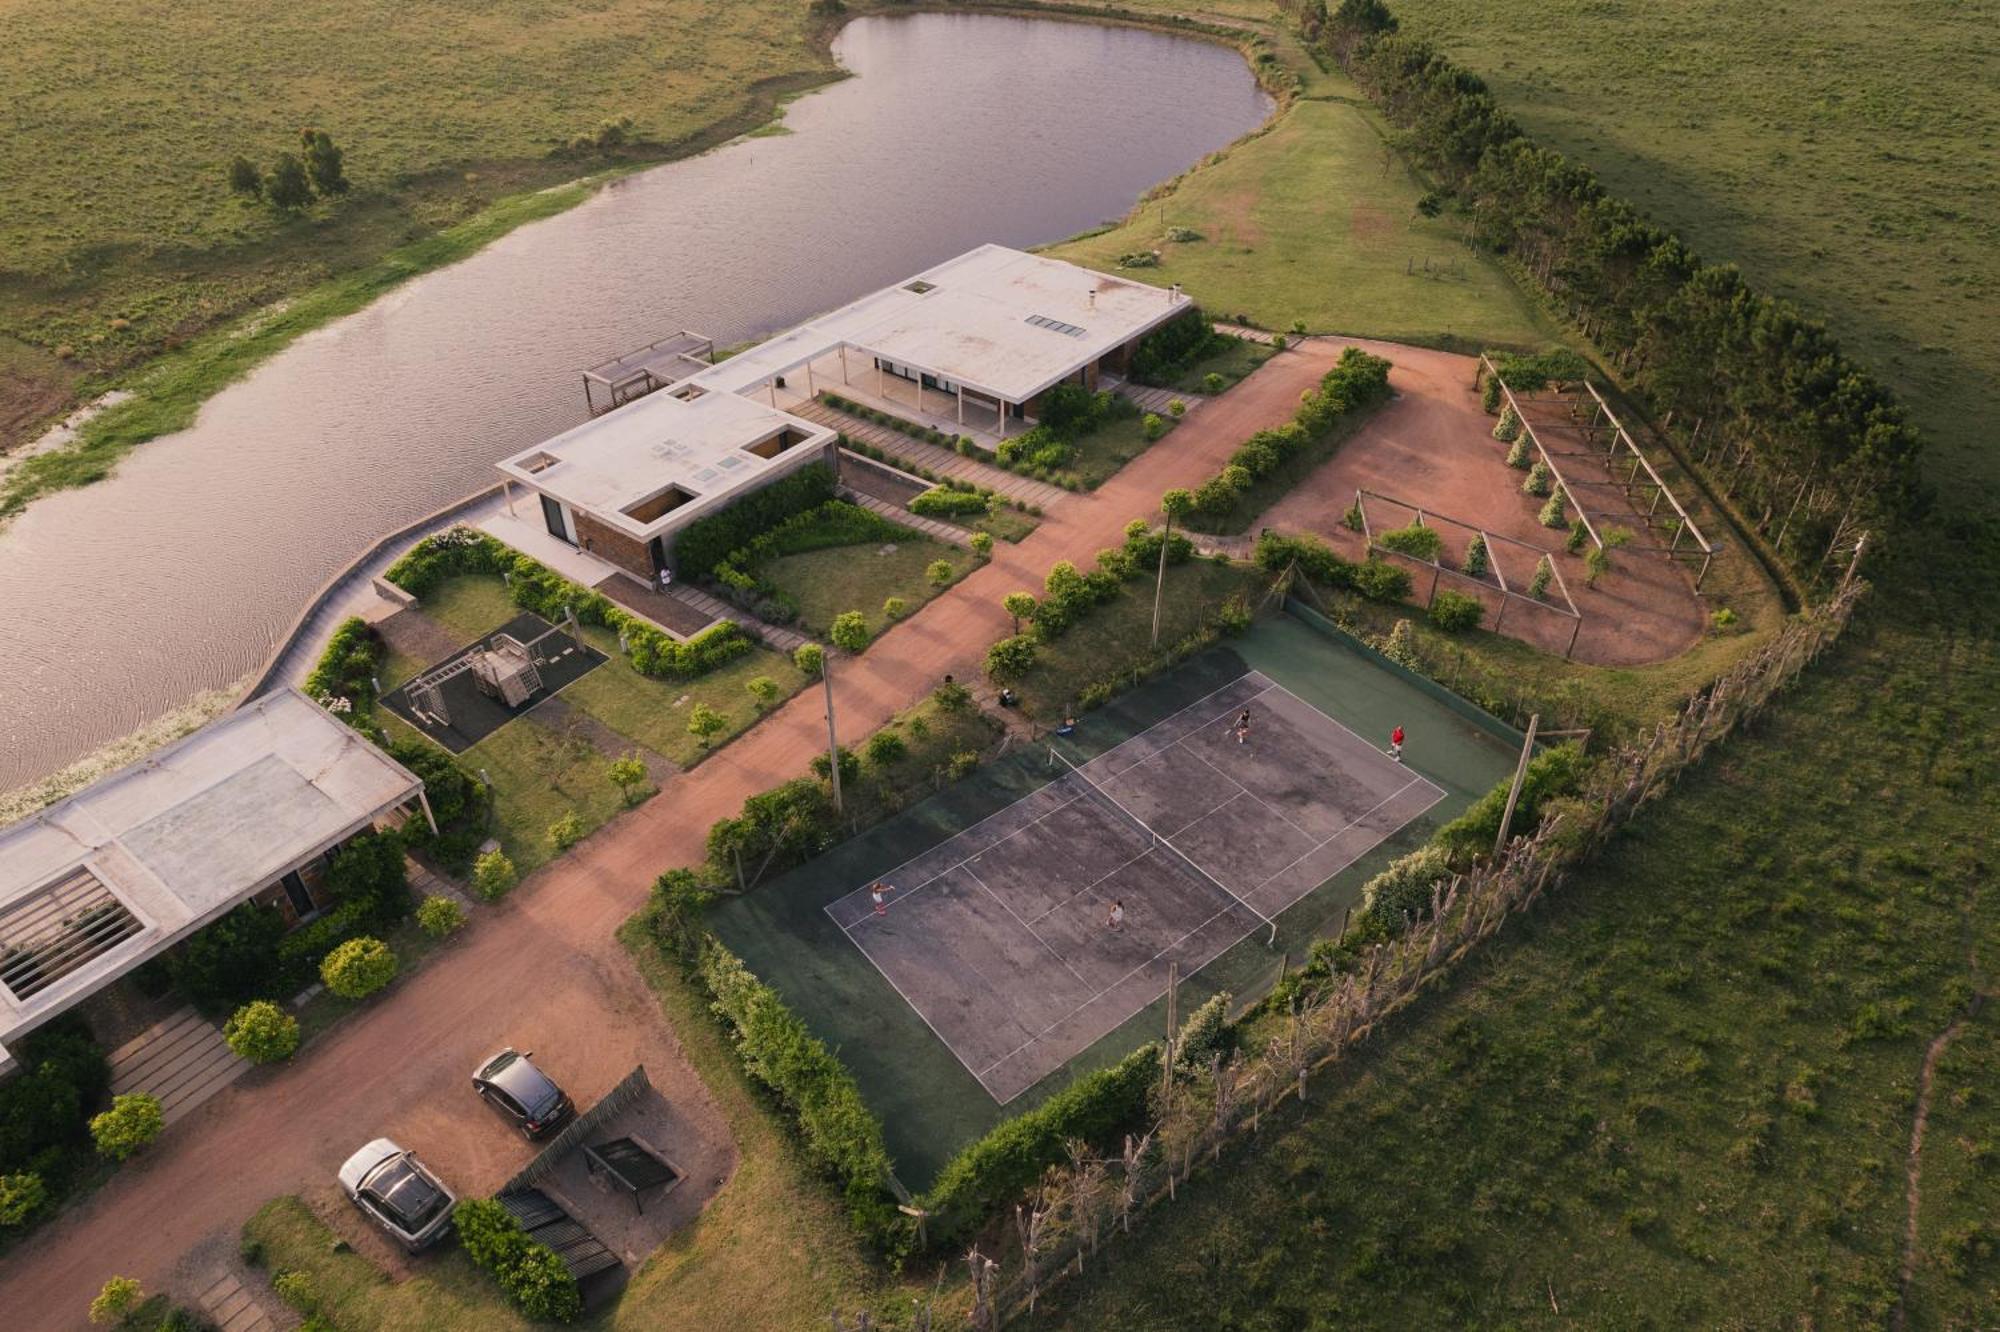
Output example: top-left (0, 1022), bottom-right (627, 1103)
top-left (1258, 338), bottom-right (1707, 666)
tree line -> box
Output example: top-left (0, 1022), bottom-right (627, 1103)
top-left (1290, 0), bottom-right (1923, 579)
top-left (227, 127), bottom-right (349, 213)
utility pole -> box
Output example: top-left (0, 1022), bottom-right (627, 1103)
top-left (1493, 713), bottom-right (1540, 857)
top-left (822, 650), bottom-right (843, 813)
top-left (1151, 512), bottom-right (1174, 649)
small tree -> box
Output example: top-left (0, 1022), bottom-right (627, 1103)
top-left (416, 894), bottom-right (466, 938)
top-left (1522, 460), bottom-right (1553, 497)
top-left (1383, 618), bottom-right (1419, 668)
top-left (1429, 589), bottom-right (1484, 633)
top-left (547, 810), bottom-right (586, 850)
top-left (1462, 533), bottom-right (1489, 577)
top-left (883, 595), bottom-right (909, 621)
top-left (90, 1094), bottom-right (164, 1161)
top-left (925, 559), bottom-right (955, 589)
top-left (864, 730), bottom-right (907, 768)
top-left (746, 674), bottom-right (781, 709)
top-left (321, 937), bottom-right (397, 999)
top-left (300, 128), bottom-right (349, 196)
top-left (0, 1172), bottom-right (47, 1227)
top-left (985, 634), bottom-right (1039, 682)
top-left (1505, 435), bottom-right (1532, 469)
top-left (1565, 518), bottom-right (1589, 553)
top-left (608, 753), bottom-right (648, 805)
top-left (970, 531), bottom-right (994, 557)
top-left (1202, 372), bottom-right (1226, 394)
top-left (1491, 405), bottom-right (1520, 442)
top-left (1528, 555), bottom-right (1554, 600)
top-left (264, 152), bottom-right (314, 211)
top-left (472, 849), bottom-right (517, 900)
top-left (687, 702), bottom-right (728, 747)
top-left (227, 155), bottom-right (263, 198)
top-left (793, 642), bottom-right (824, 675)
top-left (933, 678), bottom-right (971, 711)
top-left (89, 1276), bottom-right (143, 1326)
top-left (1538, 491), bottom-right (1568, 528)
top-left (224, 1000), bottom-right (301, 1063)
top-left (828, 610), bottom-right (870, 651)
top-left (1584, 545), bottom-right (1613, 587)
top-left (1168, 398), bottom-right (1187, 418)
top-left (1002, 591), bottom-right (1038, 634)
top-left (1142, 412), bottom-right (1167, 441)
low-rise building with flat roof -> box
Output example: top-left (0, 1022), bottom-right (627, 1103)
top-left (0, 689), bottom-right (428, 1072)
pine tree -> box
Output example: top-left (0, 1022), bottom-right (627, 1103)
top-left (300, 128), bottom-right (349, 196)
top-left (264, 153), bottom-right (314, 211)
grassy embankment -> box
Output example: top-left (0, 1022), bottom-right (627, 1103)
top-left (1035, 0), bottom-right (2000, 1323)
top-left (0, 0), bottom-right (842, 511)
top-left (1046, 33), bottom-right (1550, 349)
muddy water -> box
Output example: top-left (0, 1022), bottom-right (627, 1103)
top-left (0, 13), bottom-right (1269, 787)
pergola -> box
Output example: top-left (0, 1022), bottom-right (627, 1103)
top-left (581, 332), bottom-right (716, 417)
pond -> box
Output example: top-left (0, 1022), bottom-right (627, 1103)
top-left (0, 11), bottom-right (1270, 788)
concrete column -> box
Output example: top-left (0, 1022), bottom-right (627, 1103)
top-left (877, 360), bottom-right (885, 399)
top-left (841, 345), bottom-right (850, 385)
top-left (503, 479), bottom-right (515, 517)
top-left (957, 385), bottom-right (965, 425)
top-left (916, 374), bottom-right (924, 417)
top-left (805, 359), bottom-right (814, 397)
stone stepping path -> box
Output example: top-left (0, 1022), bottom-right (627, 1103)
top-left (789, 399), bottom-right (1072, 510)
top-left (665, 583), bottom-right (813, 656)
top-left (841, 488), bottom-right (974, 548)
top-left (108, 1007), bottom-right (250, 1127)
top-left (195, 1268), bottom-right (278, 1332)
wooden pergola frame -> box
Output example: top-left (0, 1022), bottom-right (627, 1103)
top-left (1354, 487), bottom-right (1585, 660)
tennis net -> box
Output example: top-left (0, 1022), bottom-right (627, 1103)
top-left (1048, 747), bottom-right (1276, 945)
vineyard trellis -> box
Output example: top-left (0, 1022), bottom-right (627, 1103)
top-left (958, 562), bottom-right (1869, 1327)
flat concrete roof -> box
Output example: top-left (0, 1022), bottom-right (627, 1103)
top-left (690, 244), bottom-right (1189, 405)
top-left (0, 689), bottom-right (421, 1058)
top-left (496, 388), bottom-right (836, 542)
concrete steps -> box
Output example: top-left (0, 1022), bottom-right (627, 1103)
top-left (196, 1269), bottom-right (277, 1332)
top-left (108, 1006), bottom-right (251, 1127)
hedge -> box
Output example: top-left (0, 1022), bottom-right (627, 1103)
top-left (1129, 308), bottom-right (1229, 386)
top-left (453, 1198), bottom-right (583, 1322)
top-left (302, 617), bottom-right (381, 709)
top-left (0, 1016), bottom-right (110, 1204)
top-left (917, 1042), bottom-right (1160, 1251)
top-left (1433, 742), bottom-right (1587, 862)
top-left (1253, 530), bottom-right (1413, 604)
top-left (695, 936), bottom-right (899, 1245)
top-left (908, 486), bottom-right (993, 518)
top-left (384, 526), bottom-right (755, 683)
top-left (671, 464), bottom-right (836, 579)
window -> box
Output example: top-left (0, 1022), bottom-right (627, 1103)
top-left (1025, 314), bottom-right (1087, 338)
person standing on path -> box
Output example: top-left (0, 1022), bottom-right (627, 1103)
top-left (1389, 725), bottom-right (1405, 762)
top-left (1234, 709), bottom-right (1252, 745)
top-left (658, 565), bottom-right (673, 594)
top-left (1107, 899), bottom-right (1125, 931)
top-left (871, 882), bottom-right (889, 917)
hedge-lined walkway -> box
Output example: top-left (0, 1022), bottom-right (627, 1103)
top-left (789, 398), bottom-right (1074, 509)
top-left (0, 341), bottom-right (1363, 1330)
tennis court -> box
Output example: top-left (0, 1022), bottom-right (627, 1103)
top-left (826, 671), bottom-right (1444, 1103)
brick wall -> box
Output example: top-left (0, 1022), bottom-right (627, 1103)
top-left (574, 512), bottom-right (654, 580)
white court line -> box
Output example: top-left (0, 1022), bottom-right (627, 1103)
top-left (1022, 788), bottom-right (1249, 928)
top-left (1248, 773), bottom-right (1445, 899)
top-left (966, 863), bottom-right (1095, 994)
top-left (1076, 671), bottom-right (1276, 783)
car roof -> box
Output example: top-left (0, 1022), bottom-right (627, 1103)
top-left (479, 1049), bottom-right (560, 1106)
top-left (365, 1155), bottom-right (446, 1226)
top-left (337, 1137), bottom-right (401, 1192)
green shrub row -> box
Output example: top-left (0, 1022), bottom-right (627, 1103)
top-left (694, 934), bottom-right (900, 1245)
top-left (668, 464), bottom-right (836, 578)
top-left (919, 1042), bottom-right (1160, 1251)
top-left (1432, 742), bottom-right (1588, 861)
top-left (992, 384), bottom-right (1137, 482)
top-left (985, 522), bottom-right (1201, 683)
top-left (821, 394), bottom-right (977, 454)
top-left (1129, 308), bottom-right (1230, 386)
top-left (452, 1198), bottom-right (583, 1322)
top-left (907, 486), bottom-right (994, 518)
top-left (384, 527), bottom-right (755, 683)
top-left (1253, 530), bottom-right (1413, 604)
top-left (301, 617), bottom-right (381, 709)
top-left (709, 499), bottom-right (913, 625)
top-left (1183, 348), bottom-right (1394, 526)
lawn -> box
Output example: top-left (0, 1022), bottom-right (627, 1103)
top-left (1037, 569), bottom-right (2000, 1328)
top-left (1047, 94), bottom-right (1550, 350)
top-left (0, 0), bottom-right (836, 463)
top-left (1064, 409), bottom-right (1179, 490)
top-left (1013, 557), bottom-right (1267, 721)
top-left (244, 1196), bottom-right (530, 1331)
top-left (763, 536), bottom-right (977, 641)
top-left (562, 645), bottom-right (809, 770)
top-left (1169, 333), bottom-right (1274, 393)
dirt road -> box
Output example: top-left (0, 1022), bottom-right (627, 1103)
top-left (0, 342), bottom-right (1357, 1328)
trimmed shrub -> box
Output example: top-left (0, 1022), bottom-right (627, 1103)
top-left (472, 850), bottom-right (517, 900)
top-left (878, 596), bottom-right (907, 622)
top-left (1376, 522), bottom-right (1443, 562)
top-left (1383, 619), bottom-right (1419, 667)
top-left (925, 558), bottom-right (955, 589)
top-left (90, 1276), bottom-right (143, 1326)
top-left (670, 464), bottom-right (836, 578)
top-left (0, 1172), bottom-right (48, 1227)
top-left (1481, 375), bottom-right (1503, 414)
top-left (1129, 308), bottom-right (1225, 385)
top-left (794, 642), bottom-right (825, 675)
top-left (1173, 992), bottom-right (1234, 1071)
top-left (970, 531), bottom-right (994, 557)
top-left (1565, 518), bottom-right (1590, 553)
top-left (908, 487), bottom-right (991, 518)
top-left (829, 610), bottom-right (870, 652)
top-left (919, 1043), bottom-right (1158, 1250)
top-left (1505, 435), bottom-right (1532, 469)
top-left (169, 902), bottom-right (287, 1012)
top-left (320, 937), bottom-right (396, 1000)
top-left (1539, 491), bottom-right (1568, 528)
top-left (416, 895), bottom-right (466, 939)
top-left (453, 1199), bottom-right (583, 1322)
top-left (984, 633), bottom-right (1039, 682)
top-left (548, 810), bottom-right (587, 849)
top-left (1429, 588), bottom-right (1484, 633)
top-left (1168, 398), bottom-right (1187, 417)
top-left (1343, 502), bottom-right (1365, 531)
top-left (1492, 405), bottom-right (1521, 442)
top-left (1585, 545), bottom-right (1613, 586)
top-left (1528, 556), bottom-right (1555, 599)
top-left (1522, 460), bottom-right (1553, 497)
top-left (1462, 533), bottom-right (1489, 577)
top-left (0, 1018), bottom-right (111, 1199)
top-left (933, 679), bottom-right (972, 712)
top-left (1352, 558), bottom-right (1414, 603)
top-left (864, 730), bottom-right (907, 768)
top-left (1361, 846), bottom-right (1453, 928)
top-left (90, 1093), bottom-right (163, 1161)
top-left (1202, 372), bottom-right (1227, 394)
top-left (223, 1001), bottom-right (300, 1063)
top-left (1141, 412), bottom-right (1167, 441)
top-left (302, 616), bottom-right (382, 713)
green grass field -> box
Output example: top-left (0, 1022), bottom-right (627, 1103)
top-left (764, 537), bottom-right (977, 640)
top-left (1048, 86), bottom-right (1550, 348)
top-left (0, 0), bottom-right (838, 480)
top-left (1389, 0), bottom-right (2000, 490)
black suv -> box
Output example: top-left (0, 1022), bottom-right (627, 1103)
top-left (470, 1048), bottom-right (575, 1140)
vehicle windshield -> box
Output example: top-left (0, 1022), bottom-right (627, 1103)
top-left (366, 1157), bottom-right (446, 1231)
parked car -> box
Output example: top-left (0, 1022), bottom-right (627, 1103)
top-left (471, 1047), bottom-right (575, 1140)
top-left (337, 1139), bottom-right (456, 1252)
